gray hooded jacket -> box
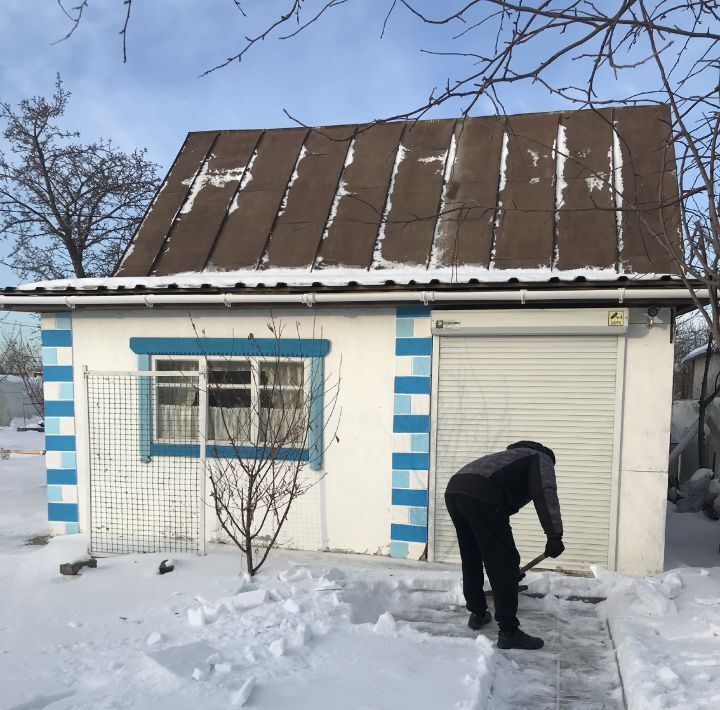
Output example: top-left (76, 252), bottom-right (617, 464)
top-left (445, 446), bottom-right (563, 538)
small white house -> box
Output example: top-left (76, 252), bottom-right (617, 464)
top-left (1, 106), bottom-right (691, 575)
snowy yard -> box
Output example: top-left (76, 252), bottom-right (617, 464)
top-left (1, 423), bottom-right (719, 709)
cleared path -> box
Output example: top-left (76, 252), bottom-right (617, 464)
top-left (396, 590), bottom-right (625, 709)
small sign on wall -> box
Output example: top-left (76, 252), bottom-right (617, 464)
top-left (608, 310), bottom-right (625, 327)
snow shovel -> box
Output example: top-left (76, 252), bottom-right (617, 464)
top-left (517, 553), bottom-right (546, 592)
top-left (520, 553), bottom-right (547, 575)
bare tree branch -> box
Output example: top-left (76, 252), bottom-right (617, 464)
top-left (0, 76), bottom-right (159, 280)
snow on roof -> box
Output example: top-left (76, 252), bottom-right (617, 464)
top-left (113, 106), bottom-right (679, 280)
top-left (19, 267), bottom-right (680, 292)
top-left (681, 342), bottom-right (717, 364)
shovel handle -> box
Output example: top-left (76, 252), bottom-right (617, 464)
top-left (519, 553), bottom-right (547, 574)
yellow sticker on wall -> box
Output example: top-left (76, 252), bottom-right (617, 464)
top-left (608, 310), bottom-right (625, 327)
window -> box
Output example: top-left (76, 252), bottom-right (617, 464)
top-left (259, 362), bottom-right (305, 446)
top-left (208, 360), bottom-right (252, 443)
top-left (155, 359), bottom-right (198, 440)
top-left (152, 357), bottom-right (306, 446)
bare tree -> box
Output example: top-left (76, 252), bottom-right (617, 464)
top-left (674, 312), bottom-right (710, 399)
top-left (0, 76), bottom-right (159, 281)
top-left (178, 318), bottom-right (341, 576)
top-left (0, 326), bottom-right (43, 418)
top-left (51, 4), bottom-right (720, 333)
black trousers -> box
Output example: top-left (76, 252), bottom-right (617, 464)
top-left (445, 492), bottom-right (520, 632)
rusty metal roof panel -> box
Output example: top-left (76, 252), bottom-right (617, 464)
top-left (493, 113), bottom-right (558, 268)
top-left (207, 128), bottom-right (308, 269)
top-left (374, 119), bottom-right (456, 267)
top-left (432, 117), bottom-right (505, 268)
top-left (114, 105), bottom-right (680, 283)
top-left (556, 109), bottom-right (617, 270)
top-left (317, 121), bottom-right (405, 269)
top-left (117, 131), bottom-right (218, 276)
top-left (152, 130), bottom-right (263, 275)
top-left (614, 106), bottom-right (678, 273)
top-left (262, 126), bottom-right (354, 268)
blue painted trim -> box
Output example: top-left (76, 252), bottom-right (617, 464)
top-left (41, 347), bottom-right (57, 366)
top-left (392, 452), bottom-right (429, 470)
top-left (396, 319), bottom-right (414, 337)
top-left (150, 443), bottom-right (198, 457)
top-left (390, 541), bottom-right (409, 558)
top-left (393, 414), bottom-right (430, 433)
top-left (391, 523), bottom-right (427, 543)
top-left (47, 469), bottom-right (78, 485)
top-left (396, 306), bottom-right (431, 318)
top-left (149, 442), bottom-right (310, 461)
top-left (308, 356), bottom-right (324, 471)
top-left (45, 435), bottom-right (76, 451)
top-left (45, 400), bottom-right (74, 417)
top-left (47, 485), bottom-right (64, 503)
top-left (392, 488), bottom-right (429, 507)
top-left (392, 470), bottom-right (410, 488)
top-left (394, 376), bottom-right (431, 394)
top-left (41, 330), bottom-right (72, 347)
top-left (137, 354), bottom-right (152, 462)
top-left (395, 338), bottom-right (432, 356)
top-left (48, 502), bottom-right (79, 522)
top-left (43, 365), bottom-right (74, 382)
top-left (54, 314), bottom-right (72, 329)
top-left (44, 417), bottom-right (61, 435)
top-left (130, 337), bottom-right (330, 357)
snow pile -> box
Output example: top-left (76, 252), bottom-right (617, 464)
top-left (1, 536), bottom-right (499, 709)
top-left (670, 467), bottom-right (720, 516)
top-left (603, 567), bottom-right (720, 709)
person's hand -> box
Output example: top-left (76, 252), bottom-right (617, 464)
top-left (544, 536), bottom-right (564, 558)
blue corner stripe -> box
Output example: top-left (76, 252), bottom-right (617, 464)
top-left (43, 366), bottom-right (74, 382)
top-left (391, 523), bottom-right (427, 543)
top-left (392, 452), bottom-right (429, 470)
top-left (394, 376), bottom-right (431, 394)
top-left (47, 469), bottom-right (78, 485)
top-left (45, 400), bottom-right (75, 417)
top-left (393, 414), bottom-right (430, 433)
top-left (392, 488), bottom-right (428, 507)
top-left (395, 338), bottom-right (432, 356)
top-left (45, 435), bottom-right (76, 451)
top-left (41, 329), bottom-right (72, 347)
top-left (130, 337), bottom-right (329, 357)
top-left (397, 306), bottom-right (431, 318)
top-left (48, 502), bottom-right (78, 522)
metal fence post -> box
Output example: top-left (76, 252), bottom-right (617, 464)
top-left (198, 361), bottom-right (208, 556)
top-left (83, 365), bottom-right (92, 555)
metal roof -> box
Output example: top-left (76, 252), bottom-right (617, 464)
top-left (114, 105), bottom-right (679, 281)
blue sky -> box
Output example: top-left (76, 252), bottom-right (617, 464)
top-left (0, 0), bottom-right (620, 333)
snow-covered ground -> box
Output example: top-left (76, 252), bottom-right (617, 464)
top-left (0, 418), bottom-right (44, 451)
top-left (1, 429), bottom-right (719, 709)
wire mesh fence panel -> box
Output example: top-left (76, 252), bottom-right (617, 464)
top-left (86, 372), bottom-right (202, 555)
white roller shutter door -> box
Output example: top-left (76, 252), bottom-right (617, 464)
top-left (432, 335), bottom-right (621, 572)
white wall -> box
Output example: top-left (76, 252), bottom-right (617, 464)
top-left (616, 307), bottom-right (674, 575)
top-left (70, 303), bottom-right (676, 573)
top-left (71, 307), bottom-right (397, 556)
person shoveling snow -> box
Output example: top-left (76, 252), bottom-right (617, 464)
top-left (445, 440), bottom-right (564, 650)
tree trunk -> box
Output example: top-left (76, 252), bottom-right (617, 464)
top-left (698, 338), bottom-right (713, 468)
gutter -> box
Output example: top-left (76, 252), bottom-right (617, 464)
top-left (0, 287), bottom-right (704, 309)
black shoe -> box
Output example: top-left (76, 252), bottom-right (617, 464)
top-left (497, 628), bottom-right (544, 650)
top-left (468, 610), bottom-right (492, 630)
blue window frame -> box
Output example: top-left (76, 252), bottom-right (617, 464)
top-left (131, 337), bottom-right (329, 471)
